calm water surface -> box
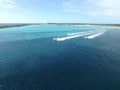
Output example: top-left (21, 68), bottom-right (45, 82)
top-left (0, 25), bottom-right (120, 90)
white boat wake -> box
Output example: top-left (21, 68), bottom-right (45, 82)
top-left (84, 31), bottom-right (106, 39)
top-left (54, 34), bottom-right (84, 41)
top-left (53, 30), bottom-right (106, 41)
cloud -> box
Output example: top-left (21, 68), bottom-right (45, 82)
top-left (0, 0), bottom-right (32, 13)
top-left (89, 0), bottom-right (120, 16)
top-left (61, 0), bottom-right (120, 16)
top-left (0, 0), bottom-right (17, 8)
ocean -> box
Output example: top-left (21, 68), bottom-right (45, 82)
top-left (0, 24), bottom-right (120, 90)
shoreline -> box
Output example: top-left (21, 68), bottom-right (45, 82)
top-left (0, 24), bottom-right (31, 29)
top-left (0, 23), bottom-right (120, 29)
top-left (69, 24), bottom-right (120, 29)
top-left (47, 23), bottom-right (120, 29)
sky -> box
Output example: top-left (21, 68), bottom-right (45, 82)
top-left (0, 0), bottom-right (120, 23)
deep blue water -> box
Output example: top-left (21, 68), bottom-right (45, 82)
top-left (0, 25), bottom-right (120, 90)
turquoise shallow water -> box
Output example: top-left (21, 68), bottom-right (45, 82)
top-left (0, 24), bottom-right (105, 42)
top-left (0, 25), bottom-right (120, 90)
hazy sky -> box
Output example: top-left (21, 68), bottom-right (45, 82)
top-left (0, 0), bottom-right (120, 23)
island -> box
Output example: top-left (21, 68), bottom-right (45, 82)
top-left (0, 23), bottom-right (120, 29)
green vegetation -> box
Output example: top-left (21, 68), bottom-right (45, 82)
top-left (0, 23), bottom-right (120, 29)
top-left (0, 24), bottom-right (30, 29)
top-left (47, 23), bottom-right (120, 27)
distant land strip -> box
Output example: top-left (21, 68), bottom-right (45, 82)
top-left (0, 23), bottom-right (120, 29)
top-left (47, 23), bottom-right (120, 27)
top-left (0, 24), bottom-right (31, 29)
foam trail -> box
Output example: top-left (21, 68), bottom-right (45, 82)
top-left (67, 32), bottom-right (86, 36)
top-left (54, 32), bottom-right (95, 41)
top-left (85, 31), bottom-right (105, 39)
top-left (67, 31), bottom-right (96, 36)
